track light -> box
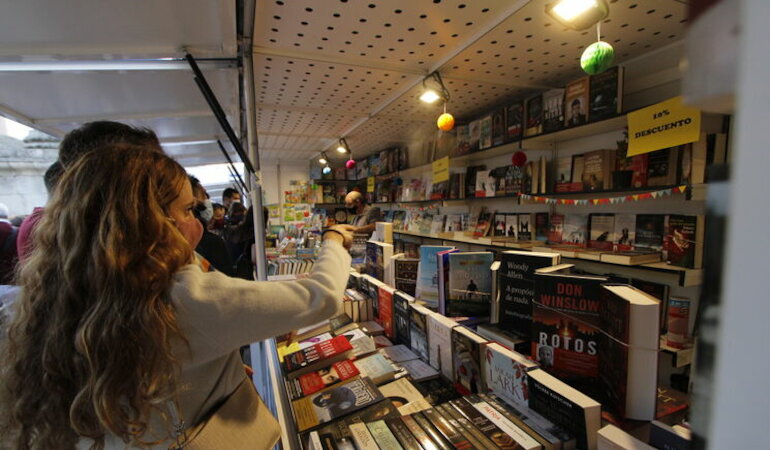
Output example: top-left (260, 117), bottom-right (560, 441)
top-left (545, 0), bottom-right (609, 30)
top-left (336, 137), bottom-right (350, 154)
top-left (419, 72), bottom-right (450, 104)
top-left (318, 152), bottom-right (328, 165)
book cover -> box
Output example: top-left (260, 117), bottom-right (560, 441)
top-left (455, 124), bottom-right (471, 156)
top-left (493, 213), bottom-right (508, 237)
top-left (543, 88), bottom-right (565, 133)
top-left (647, 146), bottom-right (679, 187)
top-left (492, 107), bottom-right (507, 146)
top-left (627, 154), bottom-right (649, 188)
top-left (365, 241), bottom-right (394, 282)
top-left (401, 415), bottom-right (443, 450)
top-left (380, 378), bottom-right (433, 415)
top-left (473, 209), bottom-right (493, 238)
top-left (392, 210), bottom-right (407, 231)
top-left (366, 420), bottom-right (405, 450)
top-left (446, 252), bottom-right (495, 317)
top-left (635, 214), bottom-right (665, 251)
top-left (474, 169), bottom-right (492, 197)
top-left (564, 77), bottom-right (590, 127)
top-left (386, 416), bottom-right (423, 450)
top-left (465, 165), bottom-right (486, 199)
top-left (444, 214), bottom-right (464, 233)
top-left (393, 290), bottom-right (414, 347)
top-left (354, 353), bottom-right (398, 385)
top-left (532, 272), bottom-right (608, 400)
top-left (555, 156), bottom-right (575, 192)
top-left (612, 213), bottom-right (636, 252)
top-left (504, 214), bottom-right (519, 238)
top-left (381, 344), bottom-right (420, 363)
top-left (506, 102), bottom-right (524, 141)
top-left (289, 359), bottom-right (361, 399)
top-left (469, 119), bottom-right (481, 152)
top-left (377, 285), bottom-right (396, 339)
top-left (437, 403), bottom-right (497, 449)
top-left (410, 304), bottom-right (431, 362)
top-left (479, 115), bottom-right (493, 150)
top-left (528, 369), bottom-right (602, 450)
top-left (518, 213), bottom-right (532, 241)
top-left (412, 412), bottom-right (455, 450)
top-left (461, 397), bottom-right (544, 450)
top-left (413, 378), bottom-right (463, 406)
top-left (525, 94), bottom-right (543, 136)
top-left (284, 335), bottom-right (354, 379)
top-left (631, 278), bottom-right (669, 334)
top-left (562, 214), bottom-right (588, 247)
top-left (427, 312), bottom-right (459, 380)
top-left (338, 328), bottom-right (377, 358)
top-left (481, 392), bottom-right (576, 449)
top-left (304, 401), bottom-right (401, 450)
top-left (497, 250), bottom-right (560, 338)
top-left (571, 154), bottom-right (585, 187)
top-left (599, 285), bottom-right (659, 420)
top-left (348, 422), bottom-right (380, 450)
top-left (588, 213), bottom-right (615, 251)
top-left (588, 66), bottom-right (623, 122)
top-left (395, 259), bottom-right (419, 297)
top-left (401, 358), bottom-right (440, 382)
top-left (483, 342), bottom-right (538, 410)
top-left (452, 326), bottom-right (487, 395)
top-left (582, 149), bottom-right (615, 191)
top-left (548, 213), bottom-right (564, 244)
top-left (664, 214), bottom-right (702, 269)
top-left (534, 213), bottom-right (550, 242)
top-left (422, 408), bottom-right (473, 449)
top-left (293, 377), bottom-right (385, 432)
top-left (416, 245), bottom-right (454, 307)
top-left (277, 331), bottom-right (333, 363)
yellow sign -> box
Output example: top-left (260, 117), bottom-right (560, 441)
top-left (367, 176), bottom-right (375, 193)
top-left (432, 156), bottom-right (450, 183)
top-left (627, 96), bottom-right (701, 156)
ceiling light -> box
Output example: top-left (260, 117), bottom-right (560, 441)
top-left (336, 137), bottom-right (350, 154)
top-left (546, 0), bottom-right (609, 30)
top-left (419, 89), bottom-right (442, 104)
top-left (419, 72), bottom-right (451, 104)
top-left (0, 59), bottom-right (235, 72)
top-left (318, 152), bottom-right (328, 165)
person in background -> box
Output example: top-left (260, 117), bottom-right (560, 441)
top-left (1, 144), bottom-right (355, 448)
top-left (227, 201), bottom-right (247, 226)
top-left (208, 202), bottom-right (227, 236)
top-left (16, 161), bottom-right (63, 264)
top-left (189, 176), bottom-right (234, 276)
top-left (222, 187), bottom-right (241, 211)
top-left (0, 203), bottom-right (18, 284)
top-left (344, 190), bottom-right (383, 237)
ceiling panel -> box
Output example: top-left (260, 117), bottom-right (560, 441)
top-left (53, 115), bottom-right (226, 141)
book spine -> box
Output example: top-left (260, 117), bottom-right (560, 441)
top-left (479, 394), bottom-right (566, 449)
top-left (423, 407), bottom-right (474, 449)
top-left (437, 403), bottom-right (498, 449)
top-left (402, 415), bottom-right (442, 450)
top-left (367, 420), bottom-right (405, 450)
top-left (449, 398), bottom-right (521, 449)
top-left (386, 417), bottom-right (424, 450)
top-left (413, 412), bottom-right (455, 450)
top-left (467, 399), bottom-right (543, 450)
top-left (349, 422), bottom-right (381, 450)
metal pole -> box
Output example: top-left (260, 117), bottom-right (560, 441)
top-left (217, 140), bottom-right (249, 192)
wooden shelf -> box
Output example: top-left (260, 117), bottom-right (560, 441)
top-left (660, 338), bottom-right (695, 368)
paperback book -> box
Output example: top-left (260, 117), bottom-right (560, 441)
top-left (427, 311), bottom-right (459, 380)
top-left (302, 401), bottom-right (401, 450)
top-left (507, 102), bottom-right (525, 141)
top-left (445, 252), bottom-right (495, 317)
top-left (588, 66), bottom-right (623, 123)
top-left (284, 335), bottom-right (354, 380)
top-left (293, 376), bottom-right (385, 432)
top-left (525, 94), bottom-right (544, 137)
top-left (483, 342), bottom-right (539, 409)
top-left (393, 290), bottom-right (414, 346)
top-left (452, 326), bottom-right (488, 395)
top-left (416, 245), bottom-right (455, 308)
top-left (564, 77), bottom-right (590, 127)
top-left (542, 88), bottom-right (565, 133)
top-left (409, 304), bottom-right (432, 362)
top-left (287, 359), bottom-right (360, 400)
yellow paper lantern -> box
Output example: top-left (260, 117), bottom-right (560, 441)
top-left (437, 112), bottom-right (455, 131)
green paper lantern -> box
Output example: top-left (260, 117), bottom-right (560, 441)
top-left (581, 41), bottom-right (615, 75)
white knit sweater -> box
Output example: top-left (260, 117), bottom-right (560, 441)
top-left (79, 240), bottom-right (351, 449)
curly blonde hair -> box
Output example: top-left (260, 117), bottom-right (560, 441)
top-left (2, 145), bottom-right (194, 449)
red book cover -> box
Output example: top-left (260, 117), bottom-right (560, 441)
top-left (297, 360), bottom-right (360, 397)
top-left (284, 335), bottom-right (353, 373)
top-left (628, 154), bottom-right (649, 188)
top-left (548, 213), bottom-right (564, 244)
top-left (377, 285), bottom-right (395, 339)
top-left (532, 273), bottom-right (608, 401)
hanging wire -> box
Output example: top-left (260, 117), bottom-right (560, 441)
top-left (597, 21), bottom-right (601, 42)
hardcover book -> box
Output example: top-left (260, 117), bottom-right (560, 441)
top-left (288, 359), bottom-right (360, 400)
top-left (612, 213), bottom-right (636, 252)
top-left (427, 311), bottom-right (459, 380)
top-left (599, 285), bottom-right (659, 420)
top-left (532, 272), bottom-right (609, 400)
top-left (562, 214), bottom-right (588, 247)
top-left (479, 115), bottom-right (493, 150)
top-left (588, 66), bottom-right (624, 122)
top-left (564, 77), bottom-right (590, 127)
top-left (445, 252), bottom-right (495, 317)
top-left (528, 369), bottom-right (602, 450)
top-left (525, 94), bottom-right (544, 137)
top-left (452, 326), bottom-right (488, 395)
top-left (401, 415), bottom-right (443, 450)
top-left (507, 102), bottom-right (525, 141)
top-left (460, 396), bottom-right (544, 450)
top-left (393, 290), bottom-right (415, 346)
top-left (588, 213), bottom-right (615, 251)
top-left (293, 376), bottom-right (385, 432)
top-left (581, 149), bottom-right (615, 191)
top-left (377, 284), bottom-right (396, 339)
top-left (422, 408), bottom-right (473, 449)
top-left (497, 250), bottom-right (561, 338)
top-left (664, 214), bottom-right (704, 269)
top-left (284, 335), bottom-right (354, 379)
top-left (543, 88), bottom-right (566, 133)
top-left (483, 342), bottom-right (539, 409)
top-left (412, 412), bottom-right (455, 450)
top-left (416, 245), bottom-right (455, 308)
top-left (635, 214), bottom-right (665, 251)
top-left (409, 304), bottom-right (431, 362)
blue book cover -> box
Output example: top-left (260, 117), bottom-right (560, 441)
top-left (446, 252), bottom-right (494, 317)
top-left (416, 245), bottom-right (454, 308)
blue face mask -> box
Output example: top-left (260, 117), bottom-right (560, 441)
top-left (200, 199), bottom-right (214, 223)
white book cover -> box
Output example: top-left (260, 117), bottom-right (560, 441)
top-left (483, 342), bottom-right (538, 409)
top-left (380, 344), bottom-right (419, 363)
top-left (505, 214), bottom-right (518, 238)
top-left (349, 423), bottom-right (380, 450)
top-left (354, 353), bottom-right (397, 385)
top-left (338, 328), bottom-right (376, 358)
top-left (471, 399), bottom-right (543, 450)
top-left (400, 358), bottom-right (440, 382)
top-left (379, 378), bottom-right (432, 415)
top-left (598, 424), bottom-right (655, 450)
top-left (427, 312), bottom-right (459, 380)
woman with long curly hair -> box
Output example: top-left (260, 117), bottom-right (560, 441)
top-left (1, 144), bottom-right (353, 449)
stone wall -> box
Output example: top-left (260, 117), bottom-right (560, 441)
top-left (0, 132), bottom-right (58, 218)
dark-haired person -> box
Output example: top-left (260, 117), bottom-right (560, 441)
top-left (189, 176), bottom-right (234, 276)
top-left (222, 187), bottom-right (241, 211)
top-left (0, 203), bottom-right (17, 284)
top-left (15, 161), bottom-right (63, 264)
top-left (2, 143), bottom-right (355, 448)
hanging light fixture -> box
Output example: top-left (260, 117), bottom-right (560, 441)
top-left (318, 152), bottom-right (328, 165)
top-left (419, 72), bottom-right (450, 104)
top-left (336, 137), bottom-right (350, 154)
top-left (322, 165), bottom-right (332, 175)
top-left (545, 0), bottom-right (609, 30)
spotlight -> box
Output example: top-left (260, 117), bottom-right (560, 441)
top-left (419, 72), bottom-right (450, 104)
top-left (336, 137), bottom-right (350, 154)
top-left (545, 0), bottom-right (609, 30)
top-left (318, 152), bottom-right (328, 165)
top-left (419, 89), bottom-right (442, 104)
top-left (322, 165), bottom-right (332, 175)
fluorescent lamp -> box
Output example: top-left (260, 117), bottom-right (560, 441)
top-left (546, 0), bottom-right (609, 30)
top-left (419, 89), bottom-right (442, 104)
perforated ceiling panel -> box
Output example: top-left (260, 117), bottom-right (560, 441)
top-left (252, 0), bottom-right (691, 162)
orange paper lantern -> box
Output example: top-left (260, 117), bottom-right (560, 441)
top-left (437, 112), bottom-right (455, 131)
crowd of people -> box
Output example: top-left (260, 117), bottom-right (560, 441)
top-left (0, 120), bottom-right (355, 449)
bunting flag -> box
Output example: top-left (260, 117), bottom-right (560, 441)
top-left (516, 185), bottom-right (688, 206)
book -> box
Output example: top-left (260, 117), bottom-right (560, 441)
top-left (548, 214), bottom-right (565, 244)
top-left (630, 278), bottom-right (669, 334)
top-left (597, 424), bottom-right (654, 450)
top-left (564, 77), bottom-right (590, 127)
top-left (475, 169), bottom-right (496, 198)
top-left (599, 250), bottom-right (661, 266)
top-left (277, 331), bottom-right (333, 363)
top-left (518, 213), bottom-right (533, 241)
top-left (449, 399), bottom-right (534, 450)
top-left (393, 290), bottom-right (415, 347)
top-left (348, 422), bottom-right (380, 450)
top-left (543, 88), bottom-right (565, 133)
top-left (412, 412), bottom-right (455, 450)
top-left (338, 328), bottom-right (377, 358)
top-left (416, 245), bottom-right (455, 307)
top-left (446, 252), bottom-right (495, 317)
top-left (588, 213), bottom-right (615, 251)
top-left (380, 378), bottom-right (433, 415)
top-left (482, 392), bottom-right (576, 450)
top-left (365, 241), bottom-right (394, 282)
top-left (377, 284), bottom-right (396, 339)
top-left (284, 335), bottom-right (354, 379)
top-left (366, 420), bottom-right (405, 450)
top-left (305, 401), bottom-right (401, 450)
top-left (497, 250), bottom-right (561, 339)
top-left (476, 323), bottom-right (531, 354)
top-left (562, 214), bottom-right (588, 247)
top-left (354, 353), bottom-right (399, 385)
top-left (401, 415), bottom-right (443, 450)
top-left (599, 285), bottom-right (660, 421)
top-left (381, 344), bottom-right (420, 363)
top-left (386, 416), bottom-right (423, 450)
top-left (422, 407), bottom-right (473, 449)
top-left (647, 146), bottom-right (680, 186)
top-left (430, 214), bottom-right (447, 234)
top-left (507, 102), bottom-right (525, 141)
top-left (464, 165), bottom-right (486, 199)
top-left (473, 209), bottom-right (493, 237)
top-left (648, 420), bottom-right (691, 450)
top-left (437, 248), bottom-right (460, 315)
top-left (454, 124), bottom-right (471, 156)
top-left (293, 377), bottom-right (385, 432)
top-left (452, 326), bottom-right (488, 395)
top-left (374, 221), bottom-right (394, 244)
top-left (410, 304), bottom-right (431, 362)
top-left (582, 149), bottom-right (615, 191)
top-left (374, 335), bottom-right (394, 348)
top-left (359, 320), bottom-right (384, 336)
top-left (401, 358), bottom-right (440, 382)
top-left (571, 154), bottom-right (585, 187)
top-left (483, 342), bottom-right (539, 409)
top-left (525, 94), bottom-right (544, 136)
top-left (532, 272), bottom-right (608, 400)
top-left (493, 213), bottom-right (508, 237)
top-left (437, 403), bottom-right (499, 449)
top-left (492, 107), bottom-right (507, 146)
top-left (635, 214), bottom-right (665, 251)
top-left (555, 156), bottom-right (578, 193)
top-left (444, 214), bottom-right (464, 233)
top-left (588, 66), bottom-right (623, 122)
top-left (460, 396), bottom-right (544, 450)
top-left (627, 154), bottom-right (649, 188)
top-left (612, 214), bottom-right (636, 252)
top-left (479, 115), bottom-right (493, 150)
top-left (288, 359), bottom-right (360, 400)
top-left (427, 312), bottom-right (459, 380)
top-left (505, 214), bottom-right (519, 238)
top-left (528, 369), bottom-right (601, 450)
top-left (664, 214), bottom-right (704, 269)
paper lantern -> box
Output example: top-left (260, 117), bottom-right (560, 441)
top-left (346, 159), bottom-right (357, 169)
top-left (437, 112), bottom-right (455, 131)
top-left (511, 151), bottom-right (527, 167)
top-left (322, 166), bottom-right (331, 175)
top-left (580, 41), bottom-right (615, 75)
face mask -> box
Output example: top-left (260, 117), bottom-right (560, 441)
top-left (199, 199), bottom-right (214, 223)
top-left (174, 216), bottom-right (204, 249)
top-left (347, 206), bottom-right (357, 214)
